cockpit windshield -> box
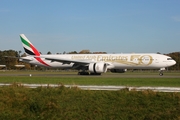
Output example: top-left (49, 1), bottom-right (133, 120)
top-left (167, 58), bottom-right (173, 60)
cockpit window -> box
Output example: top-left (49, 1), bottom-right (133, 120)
top-left (167, 58), bottom-right (173, 60)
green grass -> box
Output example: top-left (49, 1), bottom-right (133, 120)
top-left (0, 71), bottom-right (180, 119)
top-left (0, 71), bottom-right (180, 87)
top-left (0, 76), bottom-right (180, 87)
top-left (0, 86), bottom-right (179, 120)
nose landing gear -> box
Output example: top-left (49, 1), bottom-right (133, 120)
top-left (159, 68), bottom-right (165, 76)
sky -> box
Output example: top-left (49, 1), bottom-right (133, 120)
top-left (0, 0), bottom-right (180, 54)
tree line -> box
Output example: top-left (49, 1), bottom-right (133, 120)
top-left (0, 50), bottom-right (179, 70)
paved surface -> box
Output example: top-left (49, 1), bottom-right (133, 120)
top-left (0, 71), bottom-right (180, 92)
top-left (0, 72), bottom-right (180, 78)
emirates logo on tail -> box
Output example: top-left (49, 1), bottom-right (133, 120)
top-left (20, 34), bottom-right (50, 67)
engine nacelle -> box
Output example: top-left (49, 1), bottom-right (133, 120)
top-left (89, 62), bottom-right (107, 73)
top-left (110, 69), bottom-right (127, 73)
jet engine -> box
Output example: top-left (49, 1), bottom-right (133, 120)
top-left (110, 69), bottom-right (127, 73)
top-left (89, 62), bottom-right (107, 73)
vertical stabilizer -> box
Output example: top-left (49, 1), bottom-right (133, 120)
top-left (19, 34), bottom-right (50, 66)
top-left (20, 34), bottom-right (40, 56)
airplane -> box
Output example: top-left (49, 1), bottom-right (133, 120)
top-left (20, 34), bottom-right (176, 76)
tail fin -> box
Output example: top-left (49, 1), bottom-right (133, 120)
top-left (20, 34), bottom-right (40, 56)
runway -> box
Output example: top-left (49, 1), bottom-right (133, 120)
top-left (0, 71), bottom-right (180, 89)
top-left (0, 71), bottom-right (180, 78)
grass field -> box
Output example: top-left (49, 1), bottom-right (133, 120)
top-left (0, 71), bottom-right (180, 119)
top-left (0, 85), bottom-right (180, 120)
top-left (0, 70), bottom-right (180, 87)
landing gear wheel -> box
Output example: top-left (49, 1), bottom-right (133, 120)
top-left (78, 72), bottom-right (89, 75)
top-left (159, 72), bottom-right (163, 76)
top-left (90, 73), bottom-right (101, 75)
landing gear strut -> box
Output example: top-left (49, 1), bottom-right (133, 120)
top-left (159, 68), bottom-right (165, 76)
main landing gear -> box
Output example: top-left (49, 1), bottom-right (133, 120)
top-left (159, 71), bottom-right (163, 76)
top-left (78, 71), bottom-right (89, 75)
top-left (78, 71), bottom-right (101, 75)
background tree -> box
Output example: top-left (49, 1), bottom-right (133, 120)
top-left (68, 51), bottom-right (78, 54)
top-left (47, 51), bottom-right (52, 54)
top-left (0, 50), bottom-right (18, 69)
top-left (167, 52), bottom-right (180, 70)
top-left (79, 50), bottom-right (91, 54)
top-left (93, 52), bottom-right (107, 54)
top-left (18, 50), bottom-right (22, 57)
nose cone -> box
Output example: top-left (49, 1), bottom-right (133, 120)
top-left (166, 58), bottom-right (176, 67)
top-left (172, 60), bottom-right (176, 66)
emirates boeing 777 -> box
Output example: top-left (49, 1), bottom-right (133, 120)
top-left (20, 34), bottom-right (176, 76)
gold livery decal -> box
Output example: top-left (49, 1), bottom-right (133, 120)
top-left (71, 55), bottom-right (153, 66)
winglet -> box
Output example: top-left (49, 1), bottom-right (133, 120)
top-left (20, 34), bottom-right (40, 56)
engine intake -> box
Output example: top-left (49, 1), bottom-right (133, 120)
top-left (89, 62), bottom-right (107, 73)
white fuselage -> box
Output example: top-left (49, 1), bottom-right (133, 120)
top-left (38, 53), bottom-right (176, 70)
top-left (19, 34), bottom-right (176, 75)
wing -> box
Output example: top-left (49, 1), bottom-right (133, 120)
top-left (36, 55), bottom-right (112, 72)
top-left (42, 57), bottom-right (92, 65)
